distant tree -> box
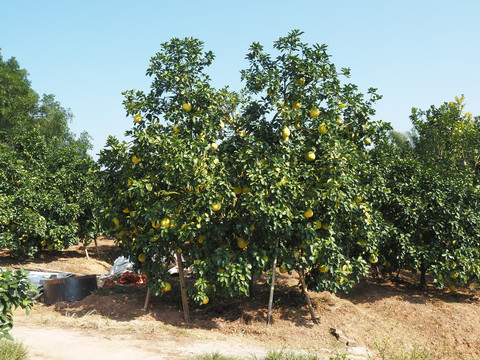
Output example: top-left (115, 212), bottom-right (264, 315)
top-left (34, 93), bottom-right (74, 143)
top-left (0, 52), bottom-right (38, 139)
top-left (410, 95), bottom-right (480, 178)
top-left (0, 51), bottom-right (101, 258)
top-left (0, 51), bottom-right (88, 150)
top-left (369, 97), bottom-right (480, 289)
top-left (388, 130), bottom-right (412, 150)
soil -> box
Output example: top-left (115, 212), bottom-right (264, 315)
top-left (3, 237), bottom-right (480, 360)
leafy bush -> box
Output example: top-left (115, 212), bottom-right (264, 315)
top-left (0, 268), bottom-right (37, 340)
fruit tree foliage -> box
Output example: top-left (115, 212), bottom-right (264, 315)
top-left (0, 53), bottom-right (101, 258)
top-left (98, 31), bottom-right (397, 303)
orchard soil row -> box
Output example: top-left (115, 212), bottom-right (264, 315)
top-left (4, 237), bottom-right (480, 359)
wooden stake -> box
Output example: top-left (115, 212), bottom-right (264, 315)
top-left (267, 253), bottom-right (278, 326)
top-left (83, 240), bottom-right (90, 259)
top-left (299, 269), bottom-right (318, 324)
top-left (176, 252), bottom-right (190, 324)
top-left (143, 288), bottom-right (151, 311)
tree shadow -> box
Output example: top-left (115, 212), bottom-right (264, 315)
top-left (48, 275), bottom-right (319, 330)
top-left (0, 236), bottom-right (119, 271)
top-left (339, 271), bottom-right (479, 306)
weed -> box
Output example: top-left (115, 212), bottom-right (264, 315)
top-left (192, 351), bottom-right (324, 360)
top-left (329, 346), bottom-right (348, 360)
top-left (0, 339), bottom-right (29, 360)
top-left (193, 353), bottom-right (239, 360)
top-left (258, 350), bottom-right (322, 360)
top-left (373, 337), bottom-right (447, 360)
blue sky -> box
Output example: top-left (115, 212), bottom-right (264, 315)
top-left (1, 1), bottom-right (479, 158)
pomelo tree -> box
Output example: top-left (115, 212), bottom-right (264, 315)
top-left (0, 53), bottom-right (101, 258)
top-left (0, 129), bottom-right (101, 258)
top-left (368, 97), bottom-right (480, 289)
top-left (233, 30), bottom-right (391, 295)
top-left (99, 37), bottom-right (243, 301)
top-left (99, 31), bottom-right (392, 307)
top-left (410, 95), bottom-right (480, 179)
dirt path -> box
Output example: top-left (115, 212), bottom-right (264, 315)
top-left (11, 324), bottom-right (270, 360)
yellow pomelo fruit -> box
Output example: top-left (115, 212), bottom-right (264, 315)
top-left (305, 151), bottom-right (315, 161)
top-left (131, 155), bottom-right (141, 164)
top-left (161, 217), bottom-right (171, 228)
top-left (310, 108), bottom-right (320, 118)
top-left (162, 282), bottom-right (171, 292)
top-left (318, 123), bottom-right (327, 134)
top-left (296, 77), bottom-right (306, 86)
top-left (237, 237), bottom-right (247, 249)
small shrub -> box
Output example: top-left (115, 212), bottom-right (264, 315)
top-left (0, 339), bottom-right (29, 360)
top-left (0, 267), bottom-right (37, 340)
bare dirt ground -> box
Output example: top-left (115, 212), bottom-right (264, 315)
top-left (3, 237), bottom-right (480, 360)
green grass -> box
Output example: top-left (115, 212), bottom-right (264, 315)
top-left (192, 351), bottom-right (324, 360)
top-left (192, 353), bottom-right (240, 360)
top-left (373, 337), bottom-right (445, 360)
top-left (0, 339), bottom-right (29, 360)
top-left (261, 351), bottom-right (323, 360)
top-left (191, 344), bottom-right (445, 360)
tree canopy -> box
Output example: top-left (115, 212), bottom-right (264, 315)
top-left (0, 51), bottom-right (99, 258)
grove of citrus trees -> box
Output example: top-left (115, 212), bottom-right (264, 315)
top-left (0, 53), bottom-right (101, 258)
top-left (1, 31), bottom-right (479, 318)
top-left (99, 30), bottom-right (430, 308)
top-left (368, 96), bottom-right (480, 289)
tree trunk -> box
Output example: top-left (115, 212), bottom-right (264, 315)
top-left (419, 259), bottom-right (427, 289)
top-left (143, 288), bottom-right (151, 311)
top-left (267, 253), bottom-right (278, 326)
top-left (83, 240), bottom-right (89, 259)
top-left (249, 273), bottom-right (255, 297)
top-left (299, 269), bottom-right (318, 324)
top-left (93, 236), bottom-right (100, 257)
top-left (176, 252), bottom-right (190, 324)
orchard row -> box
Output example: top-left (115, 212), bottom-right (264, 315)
top-left (1, 32), bottom-right (479, 306)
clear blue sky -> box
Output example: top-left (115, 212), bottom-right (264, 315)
top-left (1, 0), bottom-right (479, 158)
